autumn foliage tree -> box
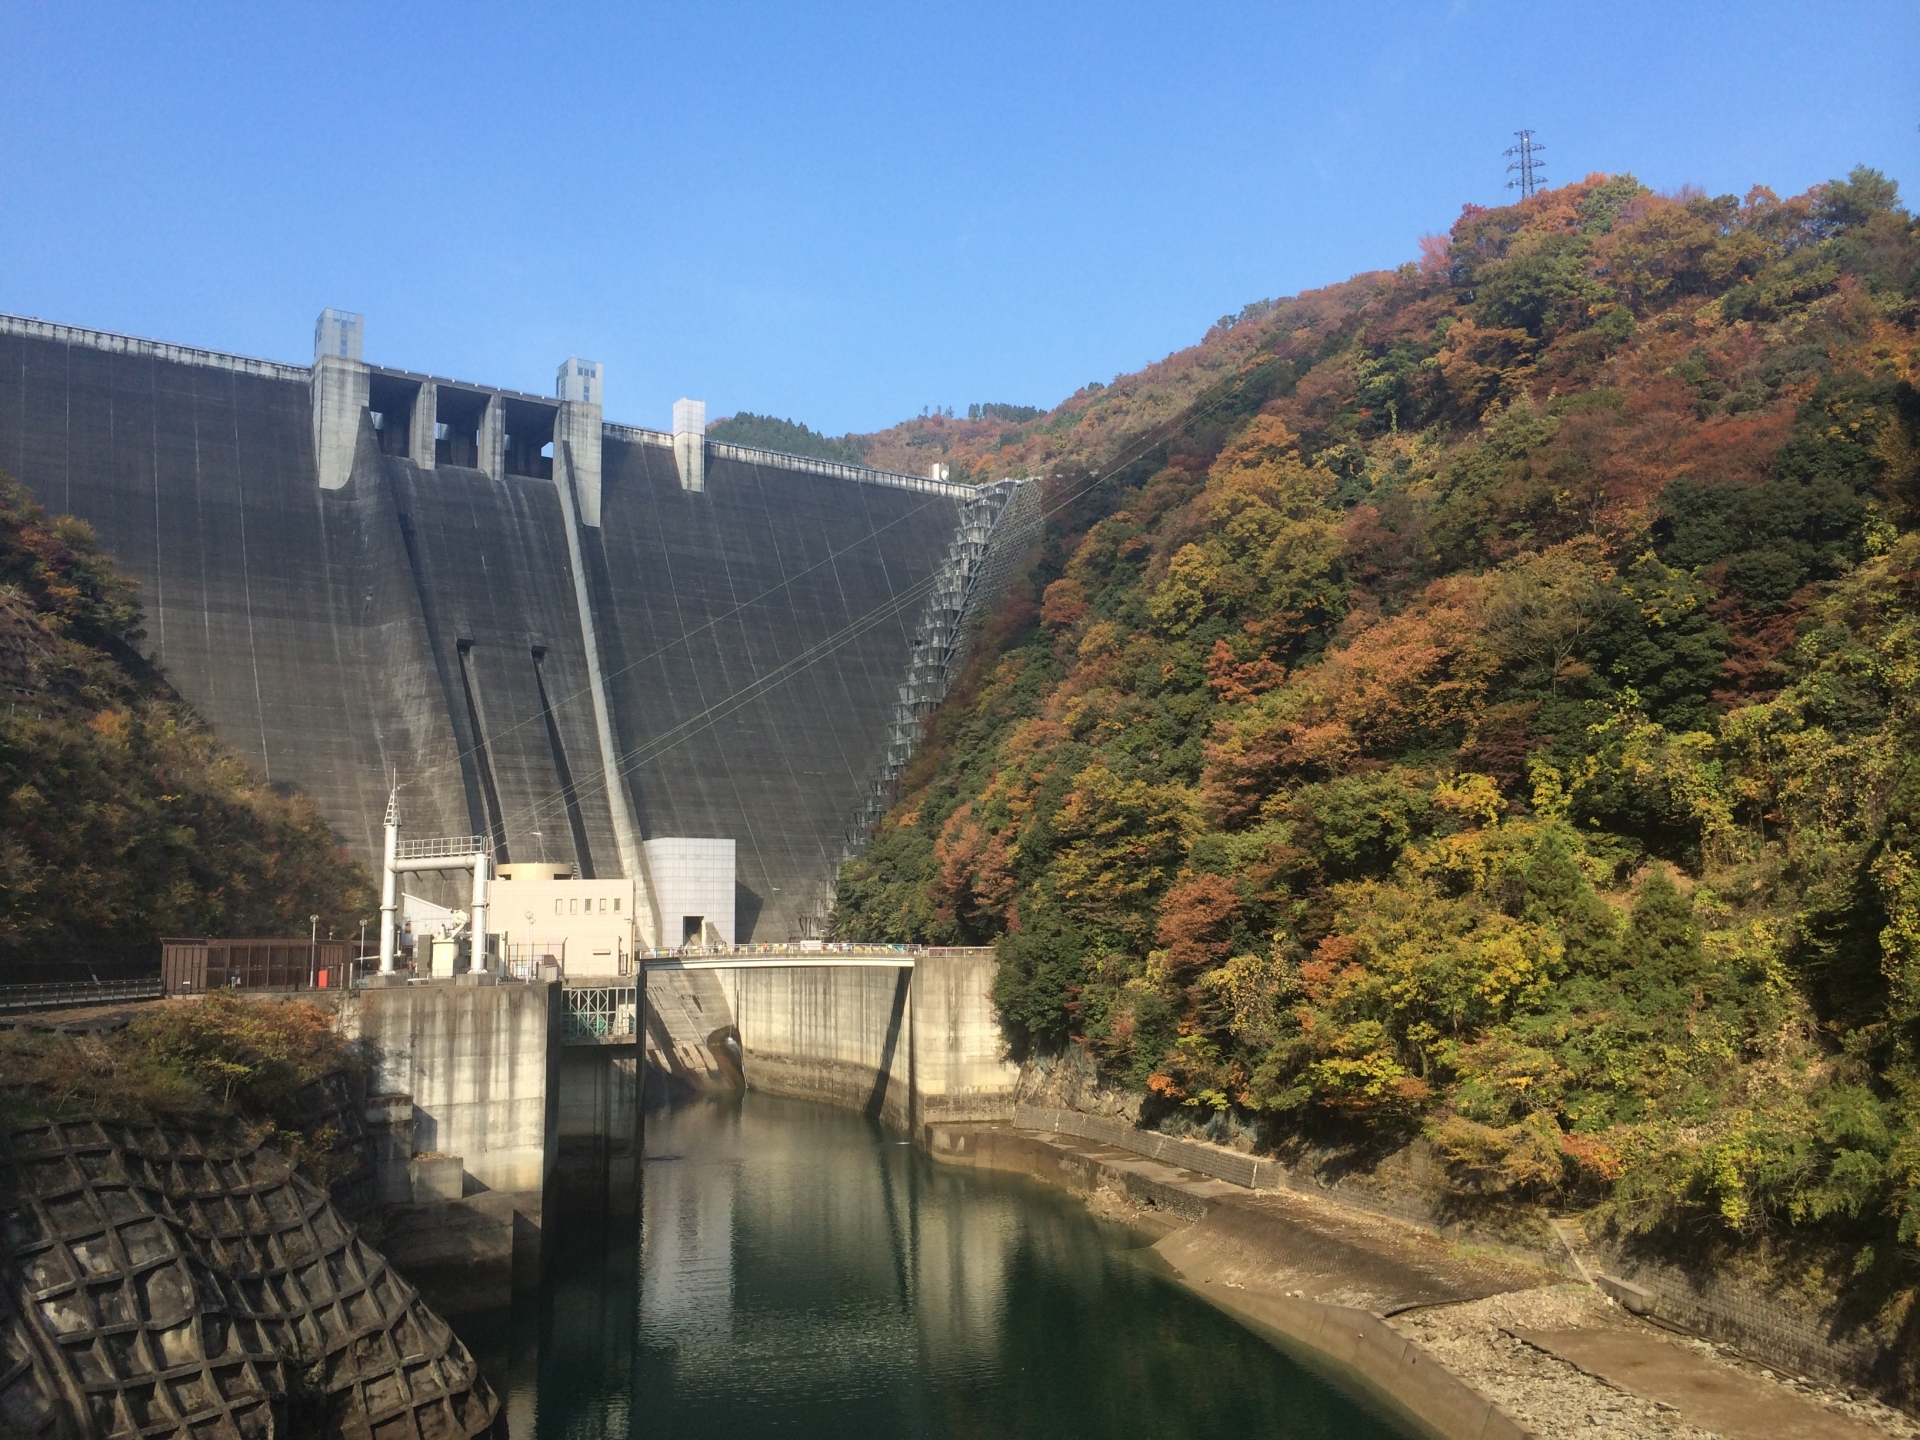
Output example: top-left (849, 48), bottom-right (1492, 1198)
top-left (0, 474), bottom-right (374, 975)
top-left (835, 167), bottom-right (1920, 1288)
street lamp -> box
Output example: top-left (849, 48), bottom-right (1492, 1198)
top-left (308, 914), bottom-right (320, 989)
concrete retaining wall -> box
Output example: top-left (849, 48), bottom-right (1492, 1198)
top-left (1021, 1078), bottom-right (1917, 1409)
top-left (555, 1046), bottom-right (641, 1194)
top-left (347, 980), bottom-right (560, 1195)
top-left (1591, 1242), bottom-right (1907, 1402)
top-left (715, 951), bottom-right (1018, 1131)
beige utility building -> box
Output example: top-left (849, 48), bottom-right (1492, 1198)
top-left (492, 863), bottom-right (637, 976)
top-left (487, 839), bottom-right (737, 976)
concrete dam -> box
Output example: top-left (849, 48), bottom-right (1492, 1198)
top-left (0, 310), bottom-right (1040, 943)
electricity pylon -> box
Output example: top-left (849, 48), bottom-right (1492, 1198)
top-left (1505, 130), bottom-right (1546, 199)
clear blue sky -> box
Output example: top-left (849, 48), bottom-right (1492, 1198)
top-left (2, 2), bottom-right (1913, 436)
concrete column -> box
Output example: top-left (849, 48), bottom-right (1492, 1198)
top-left (554, 400), bottom-right (603, 525)
top-left (470, 851), bottom-right (491, 973)
top-left (672, 397), bottom-right (706, 493)
top-left (551, 439), bottom-right (655, 936)
top-left (409, 381), bottom-right (438, 468)
top-left (479, 395), bottom-right (505, 480)
top-left (312, 309), bottom-right (368, 491)
top-left (311, 354), bottom-right (369, 491)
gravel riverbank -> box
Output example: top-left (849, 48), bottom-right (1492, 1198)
top-left (1392, 1284), bottom-right (1919, 1440)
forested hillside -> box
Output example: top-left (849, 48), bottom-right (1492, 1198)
top-left (835, 169), bottom-right (1920, 1286)
top-left (711, 403), bottom-right (1052, 477)
top-left (706, 411), bottom-right (872, 464)
top-left (0, 475), bottom-right (373, 976)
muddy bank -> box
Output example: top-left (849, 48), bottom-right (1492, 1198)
top-left (932, 1122), bottom-right (1917, 1440)
top-left (930, 1123), bottom-right (1538, 1439)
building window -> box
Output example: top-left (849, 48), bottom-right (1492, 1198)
top-left (554, 899), bottom-right (562, 915)
top-left (599, 897), bottom-right (607, 913)
top-left (614, 898), bottom-right (621, 912)
top-left (569, 899), bottom-right (578, 915)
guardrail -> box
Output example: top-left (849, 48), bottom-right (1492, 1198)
top-left (0, 314), bottom-right (312, 383)
top-left (632, 943), bottom-right (992, 960)
top-left (394, 835), bottom-right (489, 861)
top-left (0, 978), bottom-right (164, 1015)
top-left (597, 423), bottom-right (980, 498)
top-left (705, 440), bottom-right (978, 498)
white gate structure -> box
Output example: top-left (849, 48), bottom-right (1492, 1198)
top-left (375, 790), bottom-right (493, 977)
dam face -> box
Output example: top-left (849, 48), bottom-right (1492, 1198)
top-left (0, 314), bottom-right (1038, 941)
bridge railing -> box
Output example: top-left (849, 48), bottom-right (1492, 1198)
top-left (632, 943), bottom-right (992, 960)
top-left (0, 978), bottom-right (164, 1015)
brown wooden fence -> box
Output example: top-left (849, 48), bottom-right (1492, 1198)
top-left (161, 938), bottom-right (352, 995)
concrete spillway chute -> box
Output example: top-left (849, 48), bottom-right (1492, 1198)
top-left (376, 789), bottom-right (493, 979)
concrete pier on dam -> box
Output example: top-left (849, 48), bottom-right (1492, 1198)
top-left (0, 309), bottom-right (1040, 942)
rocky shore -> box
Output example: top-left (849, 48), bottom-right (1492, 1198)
top-left (1394, 1284), bottom-right (1917, 1440)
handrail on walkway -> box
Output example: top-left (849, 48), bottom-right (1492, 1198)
top-left (643, 954), bottom-right (914, 972)
top-left (0, 978), bottom-right (165, 1015)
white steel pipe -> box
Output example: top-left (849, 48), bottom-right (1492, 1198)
top-left (469, 851), bottom-right (490, 974)
top-left (377, 792), bottom-right (400, 975)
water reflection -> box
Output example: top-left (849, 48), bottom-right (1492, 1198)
top-left (499, 1095), bottom-right (1409, 1439)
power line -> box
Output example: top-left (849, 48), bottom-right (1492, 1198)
top-left (485, 352), bottom-right (1274, 848)
top-left (1505, 129), bottom-right (1546, 199)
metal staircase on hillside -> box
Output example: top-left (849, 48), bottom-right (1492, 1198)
top-left (796, 477), bottom-right (1044, 936)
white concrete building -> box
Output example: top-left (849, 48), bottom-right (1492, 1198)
top-left (555, 357), bottom-right (602, 406)
top-left (644, 837), bottom-right (736, 948)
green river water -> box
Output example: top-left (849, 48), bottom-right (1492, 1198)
top-left (462, 1094), bottom-right (1415, 1438)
